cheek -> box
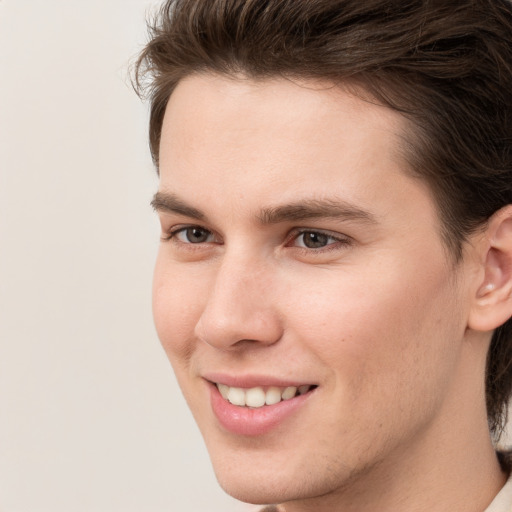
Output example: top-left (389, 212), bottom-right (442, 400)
top-left (286, 261), bottom-right (462, 394)
top-left (283, 268), bottom-right (464, 463)
top-left (152, 254), bottom-right (205, 365)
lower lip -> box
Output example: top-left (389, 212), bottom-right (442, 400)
top-left (209, 383), bottom-right (314, 436)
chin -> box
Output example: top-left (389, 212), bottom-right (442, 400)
top-left (208, 445), bottom-right (352, 506)
top-left (217, 478), bottom-right (280, 506)
top-left (215, 469), bottom-right (305, 506)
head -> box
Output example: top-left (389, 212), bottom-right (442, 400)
top-left (134, 0), bottom-right (512, 505)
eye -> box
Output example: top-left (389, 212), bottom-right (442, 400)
top-left (296, 231), bottom-right (332, 249)
top-left (290, 229), bottom-right (350, 250)
top-left (171, 226), bottom-right (215, 244)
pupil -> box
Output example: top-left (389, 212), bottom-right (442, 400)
top-left (187, 227), bottom-right (208, 243)
top-left (304, 232), bottom-right (328, 248)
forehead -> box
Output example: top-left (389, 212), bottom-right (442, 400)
top-left (160, 74), bottom-right (407, 164)
top-left (158, 73), bottom-right (435, 233)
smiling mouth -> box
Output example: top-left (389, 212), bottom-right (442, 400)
top-left (215, 383), bottom-right (317, 408)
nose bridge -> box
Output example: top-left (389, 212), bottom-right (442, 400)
top-left (195, 249), bottom-right (282, 349)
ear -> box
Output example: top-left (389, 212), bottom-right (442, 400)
top-left (468, 205), bottom-right (512, 332)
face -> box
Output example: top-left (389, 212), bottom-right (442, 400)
top-left (153, 74), bottom-right (474, 506)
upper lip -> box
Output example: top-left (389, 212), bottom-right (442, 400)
top-left (203, 372), bottom-right (316, 389)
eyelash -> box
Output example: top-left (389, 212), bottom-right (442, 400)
top-left (287, 229), bottom-right (352, 252)
top-left (161, 225), bottom-right (352, 253)
top-left (162, 226), bottom-right (218, 244)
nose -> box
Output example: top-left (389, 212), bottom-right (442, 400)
top-left (194, 254), bottom-right (283, 350)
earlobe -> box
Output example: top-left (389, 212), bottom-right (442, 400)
top-left (468, 206), bottom-right (512, 333)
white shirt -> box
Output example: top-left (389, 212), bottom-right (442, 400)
top-left (485, 474), bottom-right (512, 512)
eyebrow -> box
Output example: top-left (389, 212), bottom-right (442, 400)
top-left (151, 192), bottom-right (206, 220)
top-left (151, 191), bottom-right (377, 225)
top-left (258, 198), bottom-right (377, 225)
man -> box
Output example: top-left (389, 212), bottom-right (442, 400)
top-left (134, 0), bottom-right (512, 510)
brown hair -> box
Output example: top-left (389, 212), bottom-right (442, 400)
top-left (134, 0), bottom-right (512, 437)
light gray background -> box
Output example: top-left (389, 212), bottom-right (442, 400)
top-left (2, 2), bottom-right (510, 512)
top-left (0, 1), bottom-right (253, 511)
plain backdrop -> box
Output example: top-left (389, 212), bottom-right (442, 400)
top-left (2, 2), bottom-right (512, 512)
top-left (0, 1), bottom-right (253, 511)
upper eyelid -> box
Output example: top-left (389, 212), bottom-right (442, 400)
top-left (160, 217), bottom-right (216, 233)
top-left (166, 224), bottom-right (220, 243)
top-left (287, 227), bottom-right (351, 241)
top-left (161, 223), bottom-right (350, 245)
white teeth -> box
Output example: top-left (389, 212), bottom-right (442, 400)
top-left (265, 387), bottom-right (282, 405)
top-left (298, 385), bottom-right (310, 395)
top-left (227, 387), bottom-right (246, 406)
top-left (216, 383), bottom-right (313, 408)
top-left (281, 386), bottom-right (297, 400)
top-left (245, 387), bottom-right (266, 408)
top-left (218, 383), bottom-right (229, 400)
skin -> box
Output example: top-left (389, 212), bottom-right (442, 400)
top-left (152, 74), bottom-right (506, 511)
